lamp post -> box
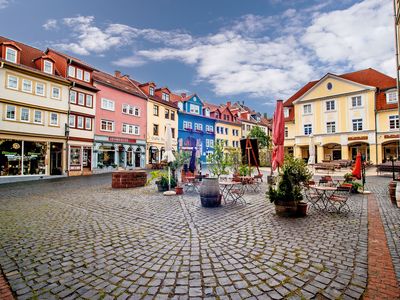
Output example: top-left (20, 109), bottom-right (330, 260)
top-left (388, 156), bottom-right (397, 180)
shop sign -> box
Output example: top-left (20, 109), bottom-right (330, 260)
top-left (2, 151), bottom-right (18, 156)
top-left (384, 134), bottom-right (400, 139)
top-left (108, 137), bottom-right (136, 143)
top-left (70, 165), bottom-right (81, 171)
top-left (348, 136), bottom-right (368, 141)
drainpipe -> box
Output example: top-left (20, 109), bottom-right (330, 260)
top-left (374, 89), bottom-right (379, 166)
top-left (0, 62), bottom-right (4, 69)
top-left (66, 81), bottom-right (75, 176)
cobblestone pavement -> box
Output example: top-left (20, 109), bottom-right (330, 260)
top-left (365, 176), bottom-right (400, 283)
top-left (0, 174), bottom-right (369, 299)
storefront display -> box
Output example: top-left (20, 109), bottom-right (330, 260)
top-left (70, 147), bottom-right (81, 170)
top-left (98, 146), bottom-right (115, 167)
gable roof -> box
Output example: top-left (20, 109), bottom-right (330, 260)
top-left (46, 48), bottom-right (97, 70)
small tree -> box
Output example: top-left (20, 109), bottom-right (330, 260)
top-left (207, 141), bottom-right (231, 178)
top-left (248, 126), bottom-right (271, 149)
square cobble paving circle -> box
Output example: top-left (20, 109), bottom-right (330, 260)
top-left (0, 175), bottom-right (368, 299)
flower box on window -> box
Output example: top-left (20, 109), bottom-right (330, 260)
top-left (184, 127), bottom-right (193, 131)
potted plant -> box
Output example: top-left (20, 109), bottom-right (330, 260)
top-left (267, 156), bottom-right (312, 217)
top-left (97, 163), bottom-right (104, 169)
top-left (147, 170), bottom-right (177, 192)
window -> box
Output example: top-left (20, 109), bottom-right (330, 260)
top-left (101, 120), bottom-right (114, 132)
top-left (7, 75), bottom-right (18, 89)
top-left (210, 140), bottom-right (214, 147)
top-left (86, 95), bottom-right (93, 107)
top-left (284, 108), bottom-right (289, 118)
top-left (20, 108), bottom-right (29, 122)
top-left (85, 118), bottom-right (92, 130)
top-left (22, 79), bottom-right (32, 93)
top-left (206, 125), bottom-right (214, 133)
top-left (149, 86), bottom-right (154, 96)
top-left (284, 127), bottom-right (288, 137)
top-left (77, 116), bottom-right (84, 129)
top-left (6, 105), bottom-right (16, 120)
top-left (171, 128), bottom-right (175, 138)
top-left (246, 124), bottom-right (251, 131)
top-left (76, 68), bottom-right (83, 80)
top-left (165, 109), bottom-right (170, 119)
top-left (101, 98), bottom-right (115, 111)
top-left (84, 71), bottom-right (90, 82)
top-left (326, 121), bottom-right (336, 133)
top-left (170, 111), bottom-right (175, 121)
top-left (78, 93), bottom-right (85, 105)
top-left (387, 92), bottom-right (398, 103)
top-left (225, 128), bottom-right (228, 135)
top-left (304, 124), bottom-right (312, 135)
top-left (183, 121), bottom-right (192, 130)
top-left (70, 91), bottom-right (77, 104)
top-left (5, 47), bottom-right (17, 63)
top-left (153, 124), bottom-right (159, 136)
top-left (195, 123), bottom-right (203, 131)
top-left (153, 105), bottom-right (159, 116)
top-left (190, 104), bottom-right (200, 114)
top-left (162, 93), bottom-right (170, 101)
top-left (205, 109), bottom-right (210, 117)
top-left (122, 124), bottom-right (140, 135)
top-left (351, 96), bottom-right (362, 107)
top-left (69, 115), bottom-right (76, 128)
top-left (68, 66), bottom-right (76, 77)
top-left (44, 60), bottom-right (53, 74)
top-left (50, 113), bottom-right (59, 126)
top-left (36, 82), bottom-right (45, 96)
top-left (352, 119), bottom-right (363, 131)
top-left (303, 104), bottom-right (312, 114)
top-left (34, 110), bottom-right (42, 124)
top-left (389, 115), bottom-right (399, 130)
top-left (326, 100), bottom-right (335, 111)
top-left (51, 87), bottom-right (61, 99)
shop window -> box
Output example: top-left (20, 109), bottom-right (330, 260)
top-left (23, 141), bottom-right (46, 175)
top-left (70, 147), bottom-right (81, 170)
top-left (0, 140), bottom-right (22, 176)
top-left (98, 146), bottom-right (115, 167)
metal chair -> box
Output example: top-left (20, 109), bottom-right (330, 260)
top-left (303, 184), bottom-right (324, 211)
top-left (229, 183), bottom-right (246, 205)
top-left (326, 184), bottom-right (352, 213)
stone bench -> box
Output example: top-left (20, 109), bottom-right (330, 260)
top-left (112, 170), bottom-right (147, 188)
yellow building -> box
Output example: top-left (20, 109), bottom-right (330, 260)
top-left (284, 68), bottom-right (397, 164)
top-left (139, 83), bottom-right (178, 166)
top-left (0, 37), bottom-right (70, 181)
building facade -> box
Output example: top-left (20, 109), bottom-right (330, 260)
top-left (284, 68), bottom-right (397, 164)
top-left (0, 36), bottom-right (70, 180)
top-left (47, 49), bottom-right (98, 176)
top-left (92, 71), bottom-right (147, 171)
top-left (174, 94), bottom-right (216, 163)
top-left (138, 82), bottom-right (178, 166)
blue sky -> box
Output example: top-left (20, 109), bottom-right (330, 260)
top-left (0, 0), bottom-right (395, 114)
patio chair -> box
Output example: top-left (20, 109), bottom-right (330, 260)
top-left (183, 178), bottom-right (200, 193)
top-left (326, 184), bottom-right (352, 213)
top-left (319, 175), bottom-right (335, 187)
top-left (303, 184), bottom-right (324, 211)
top-left (229, 183), bottom-right (246, 205)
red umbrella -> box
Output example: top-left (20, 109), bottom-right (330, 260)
top-left (352, 151), bottom-right (362, 180)
top-left (272, 100), bottom-right (285, 171)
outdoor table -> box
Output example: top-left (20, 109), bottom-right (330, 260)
top-left (309, 185), bottom-right (338, 210)
top-left (185, 176), bottom-right (199, 192)
top-left (219, 181), bottom-right (241, 203)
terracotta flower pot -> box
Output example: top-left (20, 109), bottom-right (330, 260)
top-left (297, 202), bottom-right (308, 217)
top-left (175, 186), bottom-right (184, 195)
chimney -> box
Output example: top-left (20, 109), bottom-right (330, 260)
top-left (263, 112), bottom-right (268, 118)
top-left (227, 101), bottom-right (231, 107)
top-left (181, 93), bottom-right (187, 98)
top-left (115, 70), bottom-right (122, 78)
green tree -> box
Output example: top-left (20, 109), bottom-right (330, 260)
top-left (207, 141), bottom-right (231, 178)
top-left (248, 126), bottom-right (271, 149)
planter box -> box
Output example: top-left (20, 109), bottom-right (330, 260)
top-left (112, 171), bottom-right (147, 188)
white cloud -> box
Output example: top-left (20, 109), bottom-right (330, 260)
top-left (43, 19), bottom-right (58, 30)
top-left (0, 0), bottom-right (9, 9)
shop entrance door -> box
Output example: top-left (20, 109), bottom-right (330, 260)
top-left (50, 143), bottom-right (63, 175)
top-left (332, 150), bottom-right (342, 160)
top-left (135, 152), bottom-right (141, 168)
top-left (82, 148), bottom-right (91, 171)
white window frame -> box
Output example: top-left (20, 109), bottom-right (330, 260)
top-left (351, 95), bottom-right (362, 108)
top-left (149, 86), bottom-right (154, 96)
top-left (304, 124), bottom-right (312, 135)
top-left (35, 82), bottom-right (45, 96)
top-left (7, 74), bottom-right (18, 89)
top-left (43, 60), bottom-right (53, 74)
top-left (190, 104), bottom-right (200, 114)
top-left (34, 110), bottom-right (43, 124)
top-left (284, 108), bottom-right (289, 118)
top-left (206, 139), bottom-right (210, 147)
top-left (70, 91), bottom-right (77, 104)
top-left (101, 120), bottom-right (114, 132)
top-left (77, 116), bottom-right (84, 129)
top-left (389, 115), bottom-right (399, 130)
top-left (6, 105), bottom-right (16, 120)
top-left (101, 98), bottom-right (115, 111)
top-left (122, 124), bottom-right (140, 135)
top-left (303, 104), bottom-right (312, 115)
top-left (83, 71), bottom-right (90, 82)
top-left (195, 123), bottom-right (203, 131)
top-left (78, 93), bottom-right (85, 106)
top-left (210, 139), bottom-right (214, 147)
top-left (352, 118), bottom-right (363, 131)
top-left (76, 68), bottom-right (83, 80)
top-left (51, 86), bottom-right (61, 100)
top-left (50, 112), bottom-right (59, 126)
top-left (326, 121), bottom-right (336, 133)
top-left (20, 108), bottom-right (30, 122)
top-left (325, 100), bottom-right (335, 111)
top-left (184, 121), bottom-right (192, 130)
top-left (284, 127), bottom-right (288, 138)
top-left (162, 92), bottom-right (170, 101)
top-left (69, 115), bottom-right (76, 128)
top-left (386, 92), bottom-right (398, 104)
top-left (5, 47), bottom-right (17, 63)
top-left (22, 79), bottom-right (32, 93)
top-left (68, 65), bottom-right (76, 77)
top-left (85, 94), bottom-right (93, 107)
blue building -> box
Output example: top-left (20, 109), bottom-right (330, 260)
top-left (174, 94), bottom-right (216, 163)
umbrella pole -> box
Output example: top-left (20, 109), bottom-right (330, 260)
top-left (168, 166), bottom-right (171, 191)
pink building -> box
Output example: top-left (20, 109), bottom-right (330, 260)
top-left (92, 71), bottom-right (147, 170)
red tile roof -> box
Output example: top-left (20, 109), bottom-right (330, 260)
top-left (45, 48), bottom-right (97, 70)
top-left (93, 70), bottom-right (146, 99)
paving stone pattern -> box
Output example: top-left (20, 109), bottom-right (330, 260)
top-left (0, 174), bottom-right (369, 299)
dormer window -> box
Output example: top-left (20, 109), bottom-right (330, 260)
top-left (205, 109), bottom-right (210, 117)
top-left (43, 60), bottom-right (53, 74)
top-left (5, 47), bottom-right (17, 63)
top-left (76, 69), bottom-right (83, 80)
top-left (68, 66), bottom-right (75, 77)
top-left (149, 87), bottom-right (154, 96)
top-left (162, 92), bottom-right (170, 101)
top-left (84, 71), bottom-right (90, 82)
top-left (284, 108), bottom-right (289, 118)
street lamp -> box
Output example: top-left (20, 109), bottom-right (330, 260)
top-left (387, 156), bottom-right (397, 180)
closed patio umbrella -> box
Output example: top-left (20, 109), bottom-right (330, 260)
top-left (272, 100), bottom-right (285, 171)
top-left (352, 151), bottom-right (362, 180)
top-left (162, 124), bottom-right (176, 191)
top-left (189, 147), bottom-right (196, 173)
top-left (308, 134), bottom-right (315, 165)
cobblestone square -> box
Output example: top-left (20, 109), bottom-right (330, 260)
top-left (0, 174), bottom-right (398, 299)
